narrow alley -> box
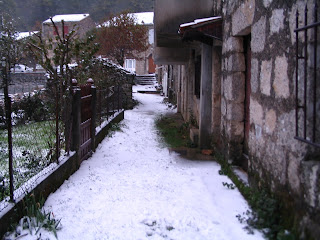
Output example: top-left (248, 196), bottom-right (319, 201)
top-left (38, 86), bottom-right (263, 240)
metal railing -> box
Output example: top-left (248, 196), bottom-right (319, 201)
top-left (295, 1), bottom-right (320, 148)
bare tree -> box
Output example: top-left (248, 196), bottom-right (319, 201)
top-left (96, 12), bottom-right (149, 66)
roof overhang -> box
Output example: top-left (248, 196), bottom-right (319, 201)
top-left (179, 16), bottom-right (222, 45)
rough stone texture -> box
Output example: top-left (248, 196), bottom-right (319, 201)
top-left (223, 37), bottom-right (243, 53)
top-left (251, 58), bottom-right (259, 93)
top-left (1, 73), bottom-right (47, 94)
top-left (263, 0), bottom-right (273, 8)
top-left (224, 73), bottom-right (245, 103)
top-left (226, 102), bottom-right (244, 121)
top-left (251, 16), bottom-right (266, 53)
top-left (227, 53), bottom-right (245, 72)
top-left (273, 55), bottom-right (290, 98)
top-left (221, 97), bottom-right (227, 116)
top-left (265, 109), bottom-right (277, 134)
top-left (301, 161), bottom-right (320, 208)
top-left (231, 120), bottom-right (244, 137)
top-left (250, 98), bottom-right (264, 126)
top-left (270, 9), bottom-right (285, 34)
top-left (287, 153), bottom-right (301, 194)
top-left (232, 0), bottom-right (255, 36)
top-left (260, 60), bottom-right (272, 96)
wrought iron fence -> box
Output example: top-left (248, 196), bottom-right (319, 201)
top-left (96, 85), bottom-right (123, 127)
top-left (0, 91), bottom-right (58, 209)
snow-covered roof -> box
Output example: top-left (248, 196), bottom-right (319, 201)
top-left (180, 16), bottom-right (221, 29)
top-left (16, 31), bottom-right (39, 40)
top-left (43, 14), bottom-right (90, 24)
top-left (129, 12), bottom-right (154, 25)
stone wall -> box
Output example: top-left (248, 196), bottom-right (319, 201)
top-left (219, 0), bottom-right (320, 237)
top-left (0, 73), bottom-right (47, 95)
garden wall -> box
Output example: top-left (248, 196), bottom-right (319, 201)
top-left (0, 73), bottom-right (47, 95)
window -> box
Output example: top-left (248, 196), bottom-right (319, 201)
top-left (294, 2), bottom-right (320, 148)
top-left (125, 59), bottom-right (136, 73)
top-left (148, 29), bottom-right (154, 44)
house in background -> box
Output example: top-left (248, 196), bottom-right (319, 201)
top-left (123, 12), bottom-right (156, 85)
top-left (42, 13), bottom-right (95, 58)
top-left (154, 0), bottom-right (320, 238)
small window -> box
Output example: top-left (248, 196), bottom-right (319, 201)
top-left (125, 59), bottom-right (136, 73)
top-left (148, 29), bottom-right (154, 44)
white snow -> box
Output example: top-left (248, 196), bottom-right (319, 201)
top-left (130, 12), bottom-right (154, 25)
top-left (16, 31), bottom-right (38, 40)
top-left (6, 85), bottom-right (264, 240)
top-left (43, 14), bottom-right (90, 24)
top-left (180, 16), bottom-right (222, 28)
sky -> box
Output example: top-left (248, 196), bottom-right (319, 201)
top-left (4, 85), bottom-right (264, 240)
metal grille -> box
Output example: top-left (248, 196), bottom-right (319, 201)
top-left (295, 2), bottom-right (320, 148)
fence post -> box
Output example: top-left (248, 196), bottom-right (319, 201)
top-left (71, 80), bottom-right (81, 163)
top-left (2, 59), bottom-right (14, 202)
top-left (88, 78), bottom-right (96, 152)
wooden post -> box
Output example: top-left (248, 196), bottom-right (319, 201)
top-left (71, 80), bottom-right (81, 161)
top-left (88, 78), bottom-right (96, 152)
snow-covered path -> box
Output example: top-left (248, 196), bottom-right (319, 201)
top-left (41, 86), bottom-right (264, 240)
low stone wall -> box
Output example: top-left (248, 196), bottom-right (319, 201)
top-left (0, 73), bottom-right (47, 94)
top-left (0, 111), bottom-right (124, 237)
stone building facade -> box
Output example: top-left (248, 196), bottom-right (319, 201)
top-left (123, 12), bottom-right (156, 75)
top-left (42, 14), bottom-right (95, 59)
top-left (154, 0), bottom-right (320, 238)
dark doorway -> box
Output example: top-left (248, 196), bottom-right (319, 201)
top-left (242, 35), bottom-right (251, 172)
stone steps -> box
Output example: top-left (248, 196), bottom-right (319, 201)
top-left (134, 74), bottom-right (157, 85)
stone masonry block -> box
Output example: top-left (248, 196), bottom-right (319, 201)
top-left (224, 73), bottom-right (245, 103)
top-left (263, 0), bottom-right (272, 8)
top-left (223, 37), bottom-right (243, 54)
top-left (221, 97), bottom-right (227, 116)
top-left (260, 60), bottom-right (272, 96)
top-left (288, 153), bottom-right (301, 195)
top-left (273, 55), bottom-right (290, 98)
top-left (252, 16), bottom-right (266, 53)
top-left (251, 58), bottom-right (259, 93)
top-left (265, 109), bottom-right (277, 134)
top-left (250, 98), bottom-right (263, 126)
top-left (226, 120), bottom-right (244, 141)
top-left (232, 0), bottom-right (255, 36)
top-left (227, 53), bottom-right (245, 72)
top-left (270, 9), bottom-right (285, 34)
top-left (226, 102), bottom-right (244, 122)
